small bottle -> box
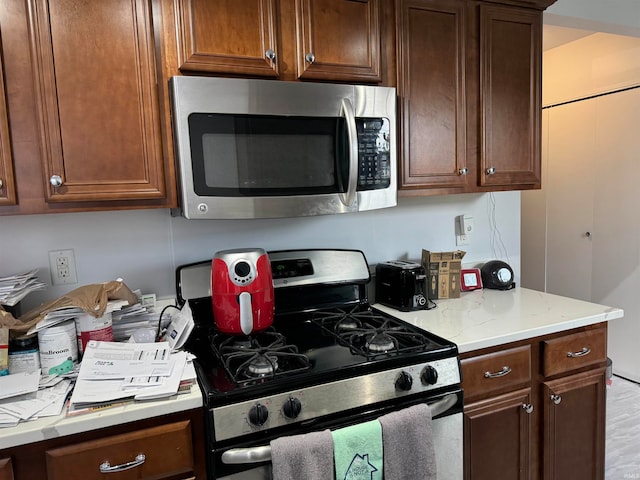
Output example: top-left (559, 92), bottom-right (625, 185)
top-left (8, 333), bottom-right (41, 374)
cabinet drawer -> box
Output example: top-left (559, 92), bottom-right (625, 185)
top-left (46, 420), bottom-right (194, 480)
top-left (461, 345), bottom-right (531, 400)
top-left (542, 328), bottom-right (607, 377)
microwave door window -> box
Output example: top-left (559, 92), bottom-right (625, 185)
top-left (190, 114), bottom-right (346, 196)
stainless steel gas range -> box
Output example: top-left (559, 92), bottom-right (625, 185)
top-left (178, 249), bottom-right (463, 479)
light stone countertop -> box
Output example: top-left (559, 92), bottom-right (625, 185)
top-left (374, 287), bottom-right (624, 354)
top-left (0, 383), bottom-right (203, 450)
top-left (2, 288), bottom-right (622, 450)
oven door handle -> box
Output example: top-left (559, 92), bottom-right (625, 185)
top-left (221, 393), bottom-right (459, 465)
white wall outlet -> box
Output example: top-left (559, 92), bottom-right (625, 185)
top-left (48, 249), bottom-right (78, 286)
top-left (456, 234), bottom-right (469, 246)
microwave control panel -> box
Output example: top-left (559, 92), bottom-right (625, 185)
top-left (356, 118), bottom-right (391, 190)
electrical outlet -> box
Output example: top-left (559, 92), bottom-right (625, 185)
top-left (48, 249), bottom-right (78, 286)
top-left (456, 234), bottom-right (469, 246)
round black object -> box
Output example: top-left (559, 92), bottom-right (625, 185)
top-left (481, 261), bottom-right (516, 290)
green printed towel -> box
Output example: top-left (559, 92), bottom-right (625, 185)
top-left (331, 419), bottom-right (383, 480)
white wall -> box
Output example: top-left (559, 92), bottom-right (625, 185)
top-left (524, 21), bottom-right (640, 381)
top-left (543, 32), bottom-right (640, 106)
top-left (0, 192), bottom-right (521, 312)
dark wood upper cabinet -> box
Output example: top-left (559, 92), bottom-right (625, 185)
top-left (173, 0), bottom-right (381, 82)
top-left (175, 0), bottom-right (280, 77)
top-left (396, 0), bottom-right (549, 195)
top-left (479, 3), bottom-right (541, 188)
top-left (395, 0), bottom-right (467, 190)
top-left (0, 33), bottom-right (16, 206)
top-left (295, 0), bottom-right (380, 82)
top-left (26, 0), bottom-right (167, 203)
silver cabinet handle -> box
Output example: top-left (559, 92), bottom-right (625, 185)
top-left (265, 49), bottom-right (276, 61)
top-left (522, 403), bottom-right (534, 414)
top-left (486, 167), bottom-right (496, 175)
top-left (99, 454), bottom-right (146, 473)
top-left (50, 175), bottom-right (63, 187)
top-left (222, 393), bottom-right (459, 465)
top-left (305, 52), bottom-right (315, 64)
top-left (550, 394), bottom-right (562, 405)
top-left (567, 347), bottom-right (591, 358)
top-left (484, 366), bottom-right (512, 379)
top-left (458, 168), bottom-right (468, 175)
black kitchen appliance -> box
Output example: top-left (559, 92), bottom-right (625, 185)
top-left (481, 260), bottom-right (516, 290)
top-left (178, 249), bottom-right (463, 479)
top-left (375, 260), bottom-right (428, 311)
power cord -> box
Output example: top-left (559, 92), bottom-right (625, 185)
top-left (157, 304), bottom-right (180, 341)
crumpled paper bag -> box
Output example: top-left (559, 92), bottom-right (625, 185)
top-left (0, 281), bottom-right (138, 336)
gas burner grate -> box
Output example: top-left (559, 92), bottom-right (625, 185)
top-left (211, 328), bottom-right (312, 385)
top-left (311, 305), bottom-right (434, 358)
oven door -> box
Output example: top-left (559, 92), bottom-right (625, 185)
top-left (213, 389), bottom-right (463, 480)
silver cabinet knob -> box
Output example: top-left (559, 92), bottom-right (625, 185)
top-left (522, 403), bottom-right (534, 414)
top-left (550, 394), bottom-right (562, 405)
top-left (585, 232), bottom-right (591, 238)
top-left (50, 175), bottom-right (63, 187)
top-left (0, 178), bottom-right (3, 190)
top-left (458, 168), bottom-right (468, 175)
top-left (265, 49), bottom-right (276, 61)
top-left (486, 167), bottom-right (496, 175)
top-left (305, 52), bottom-right (315, 64)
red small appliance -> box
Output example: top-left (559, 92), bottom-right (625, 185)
top-left (211, 248), bottom-right (274, 335)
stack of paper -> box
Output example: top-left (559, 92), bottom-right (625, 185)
top-left (110, 303), bottom-right (171, 342)
top-left (0, 269), bottom-right (46, 307)
top-left (69, 341), bottom-right (189, 408)
top-left (0, 371), bottom-right (74, 428)
top-left (27, 299), bottom-right (130, 334)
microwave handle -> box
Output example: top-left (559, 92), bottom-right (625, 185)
top-left (340, 97), bottom-right (358, 208)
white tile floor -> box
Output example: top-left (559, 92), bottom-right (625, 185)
top-left (606, 375), bottom-right (640, 479)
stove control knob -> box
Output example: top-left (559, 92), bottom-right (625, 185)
top-left (248, 403), bottom-right (269, 426)
top-left (421, 365), bottom-right (439, 385)
top-left (395, 371), bottom-right (413, 391)
top-left (282, 397), bottom-right (302, 419)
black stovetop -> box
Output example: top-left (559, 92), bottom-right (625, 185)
top-left (187, 299), bottom-right (457, 408)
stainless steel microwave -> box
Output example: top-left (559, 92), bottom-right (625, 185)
top-left (169, 76), bottom-right (397, 219)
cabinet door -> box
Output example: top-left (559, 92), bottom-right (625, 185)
top-left (0, 37), bottom-right (16, 206)
top-left (175, 0), bottom-right (279, 77)
top-left (464, 388), bottom-right (533, 480)
top-left (396, 0), bottom-right (467, 190)
top-left (542, 369), bottom-right (606, 480)
top-left (295, 0), bottom-right (381, 82)
top-left (27, 0), bottom-right (166, 202)
top-left (479, 4), bottom-right (541, 188)
top-left (0, 458), bottom-right (14, 480)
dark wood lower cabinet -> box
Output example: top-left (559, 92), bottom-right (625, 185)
top-left (542, 369), bottom-right (606, 480)
top-left (464, 389), bottom-right (533, 480)
top-left (0, 458), bottom-right (14, 480)
top-left (462, 323), bottom-right (607, 480)
top-left (0, 409), bottom-right (206, 480)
